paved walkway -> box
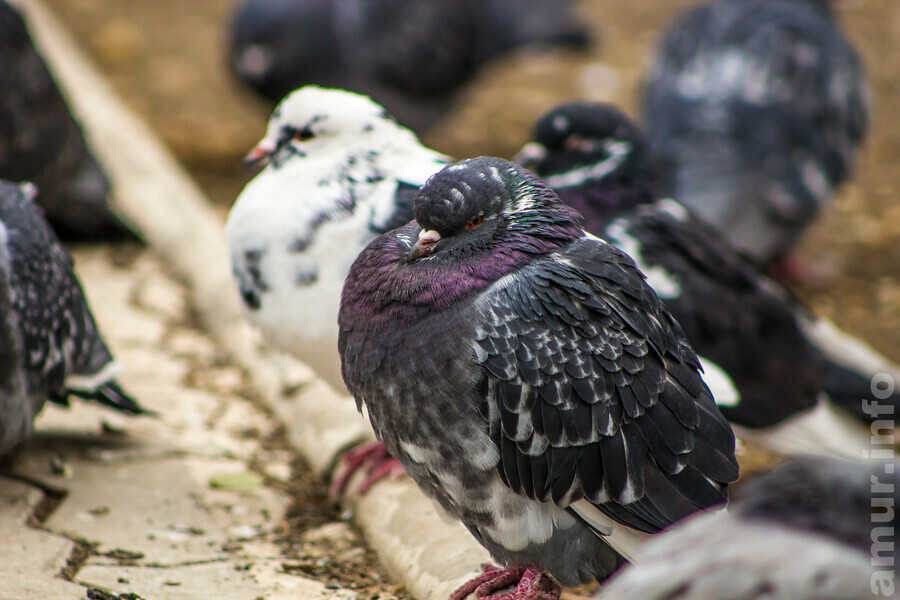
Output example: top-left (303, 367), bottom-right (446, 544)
top-left (1, 246), bottom-right (347, 600)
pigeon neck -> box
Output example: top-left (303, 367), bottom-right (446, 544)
top-left (342, 223), bottom-right (579, 325)
top-left (552, 171), bottom-right (657, 229)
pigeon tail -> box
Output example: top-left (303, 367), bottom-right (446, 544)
top-left (65, 361), bottom-right (152, 416)
top-left (798, 315), bottom-right (900, 422)
top-left (731, 395), bottom-right (875, 460)
top-left (68, 378), bottom-right (152, 417)
top-left (569, 499), bottom-right (651, 562)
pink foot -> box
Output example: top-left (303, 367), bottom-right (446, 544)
top-left (450, 564), bottom-right (559, 600)
top-left (768, 253), bottom-right (833, 289)
top-left (330, 441), bottom-right (406, 498)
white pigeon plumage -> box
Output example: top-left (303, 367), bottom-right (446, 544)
top-left (226, 86), bottom-right (450, 391)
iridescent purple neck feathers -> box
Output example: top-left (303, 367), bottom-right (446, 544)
top-left (341, 158), bottom-right (586, 324)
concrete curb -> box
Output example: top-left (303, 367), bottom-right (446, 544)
top-left (17, 2), bottom-right (491, 599)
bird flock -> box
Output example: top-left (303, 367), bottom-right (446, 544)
top-left (1, 0), bottom-right (898, 599)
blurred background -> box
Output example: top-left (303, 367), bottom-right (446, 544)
top-left (40, 0), bottom-right (900, 362)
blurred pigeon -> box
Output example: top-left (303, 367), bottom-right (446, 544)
top-left (599, 455), bottom-right (897, 599)
top-left (226, 86), bottom-right (449, 393)
top-left (642, 0), bottom-right (869, 276)
top-left (517, 102), bottom-right (897, 458)
top-left (229, 0), bottom-right (590, 132)
top-left (0, 181), bottom-right (147, 457)
top-left (0, 0), bottom-right (132, 240)
top-left (339, 157), bottom-right (739, 597)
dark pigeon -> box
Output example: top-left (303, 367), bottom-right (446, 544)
top-left (517, 101), bottom-right (897, 457)
top-left (0, 0), bottom-right (132, 240)
top-left (0, 180), bottom-right (148, 457)
top-left (339, 157), bottom-right (739, 597)
top-left (229, 0), bottom-right (590, 132)
top-left (642, 0), bottom-right (869, 269)
top-left (599, 455), bottom-right (897, 599)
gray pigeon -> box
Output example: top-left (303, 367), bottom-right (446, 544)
top-left (642, 0), bottom-right (869, 273)
top-left (517, 101), bottom-right (897, 458)
top-left (0, 180), bottom-right (147, 457)
top-left (229, 0), bottom-right (590, 132)
top-left (339, 157), bottom-right (739, 598)
top-left (599, 455), bottom-right (897, 599)
top-left (0, 0), bottom-right (132, 240)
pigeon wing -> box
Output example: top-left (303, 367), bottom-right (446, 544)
top-left (475, 237), bottom-right (738, 534)
top-left (613, 203), bottom-right (823, 426)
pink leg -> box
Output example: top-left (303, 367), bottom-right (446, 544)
top-left (330, 441), bottom-right (406, 497)
top-left (450, 564), bottom-right (559, 600)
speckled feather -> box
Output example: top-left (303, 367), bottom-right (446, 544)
top-left (521, 103), bottom-right (897, 440)
top-left (642, 0), bottom-right (869, 264)
top-left (226, 87), bottom-right (449, 391)
top-left (339, 158), bottom-right (738, 585)
top-left (0, 180), bottom-right (144, 455)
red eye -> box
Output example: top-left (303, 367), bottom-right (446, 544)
top-left (465, 215), bottom-right (484, 230)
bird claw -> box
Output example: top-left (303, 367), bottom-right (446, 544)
top-left (330, 441), bottom-right (406, 498)
top-left (450, 564), bottom-right (559, 600)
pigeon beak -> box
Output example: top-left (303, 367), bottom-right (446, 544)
top-left (408, 229), bottom-right (441, 262)
top-left (514, 142), bottom-right (547, 170)
top-left (244, 141), bottom-right (276, 167)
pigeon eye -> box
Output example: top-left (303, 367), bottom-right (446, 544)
top-left (295, 126), bottom-right (315, 142)
top-left (464, 215), bottom-right (484, 230)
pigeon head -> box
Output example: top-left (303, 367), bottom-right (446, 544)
top-left (341, 158), bottom-right (583, 324)
top-left (230, 0), bottom-right (339, 101)
top-left (244, 86), bottom-right (408, 168)
top-left (408, 157), bottom-right (584, 264)
top-left (516, 102), bottom-right (659, 212)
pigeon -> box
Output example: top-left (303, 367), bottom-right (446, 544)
top-left (0, 0), bottom-right (132, 240)
top-left (598, 455), bottom-right (897, 599)
top-left (339, 157), bottom-right (739, 598)
top-left (517, 101), bottom-right (897, 458)
top-left (641, 0), bottom-right (869, 275)
top-left (0, 180), bottom-right (147, 457)
top-left (229, 0), bottom-right (589, 132)
top-left (226, 86), bottom-right (450, 395)
top-left (227, 86), bottom-right (450, 494)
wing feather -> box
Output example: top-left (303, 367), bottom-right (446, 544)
top-left (476, 237), bottom-right (738, 535)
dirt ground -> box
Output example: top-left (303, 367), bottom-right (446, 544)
top-left (34, 0), bottom-right (900, 594)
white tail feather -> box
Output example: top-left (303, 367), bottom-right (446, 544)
top-left (65, 361), bottom-right (121, 392)
top-left (570, 499), bottom-right (651, 562)
top-left (698, 355), bottom-right (739, 407)
top-left (799, 316), bottom-right (900, 381)
top-left (731, 395), bottom-right (883, 460)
